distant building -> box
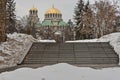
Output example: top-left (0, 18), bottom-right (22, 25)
top-left (26, 7), bottom-right (39, 38)
top-left (29, 7), bottom-right (39, 25)
top-left (28, 6), bottom-right (74, 41)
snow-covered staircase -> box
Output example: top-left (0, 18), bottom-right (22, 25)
top-left (0, 42), bottom-right (119, 73)
top-left (23, 42), bottom-right (119, 65)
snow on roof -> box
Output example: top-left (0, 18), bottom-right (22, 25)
top-left (54, 31), bottom-right (62, 35)
top-left (0, 63), bottom-right (120, 80)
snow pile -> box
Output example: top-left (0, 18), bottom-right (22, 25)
top-left (0, 63), bottom-right (120, 80)
top-left (7, 33), bottom-right (36, 42)
top-left (0, 33), bottom-right (37, 68)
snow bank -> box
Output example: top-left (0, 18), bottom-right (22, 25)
top-left (0, 63), bottom-right (120, 80)
top-left (0, 33), bottom-right (37, 68)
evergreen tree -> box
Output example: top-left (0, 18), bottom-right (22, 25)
top-left (74, 0), bottom-right (94, 39)
top-left (74, 0), bottom-right (85, 39)
top-left (74, 0), bottom-right (84, 26)
top-left (6, 0), bottom-right (17, 33)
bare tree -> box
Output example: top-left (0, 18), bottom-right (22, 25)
top-left (93, 0), bottom-right (119, 38)
top-left (74, 0), bottom-right (120, 39)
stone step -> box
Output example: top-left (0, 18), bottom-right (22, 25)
top-left (23, 42), bottom-right (119, 65)
top-left (23, 58), bottom-right (118, 64)
top-left (24, 60), bottom-right (118, 64)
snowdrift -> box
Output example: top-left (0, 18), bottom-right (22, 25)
top-left (0, 63), bottom-right (120, 80)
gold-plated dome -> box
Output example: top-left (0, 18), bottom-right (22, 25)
top-left (30, 6), bottom-right (38, 11)
top-left (45, 6), bottom-right (61, 14)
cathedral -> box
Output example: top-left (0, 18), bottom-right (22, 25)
top-left (28, 6), bottom-right (74, 42)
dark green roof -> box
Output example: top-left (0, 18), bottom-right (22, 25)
top-left (41, 20), bottom-right (53, 26)
top-left (59, 21), bottom-right (68, 26)
top-left (37, 20), bottom-right (68, 27)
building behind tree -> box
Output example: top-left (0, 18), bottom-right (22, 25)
top-left (27, 6), bottom-right (74, 42)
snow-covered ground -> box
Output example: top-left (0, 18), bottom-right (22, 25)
top-left (0, 32), bottom-right (120, 68)
top-left (0, 32), bottom-right (120, 80)
top-left (0, 63), bottom-right (120, 80)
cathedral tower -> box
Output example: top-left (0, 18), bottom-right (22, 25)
top-left (27, 6), bottom-right (39, 38)
top-left (29, 6), bottom-right (39, 24)
top-left (44, 6), bottom-right (63, 26)
top-left (45, 6), bottom-right (62, 21)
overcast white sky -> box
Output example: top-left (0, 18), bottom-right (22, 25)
top-left (15, 0), bottom-right (95, 22)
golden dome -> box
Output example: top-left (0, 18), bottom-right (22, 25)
top-left (30, 6), bottom-right (38, 11)
top-left (45, 6), bottom-right (61, 14)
